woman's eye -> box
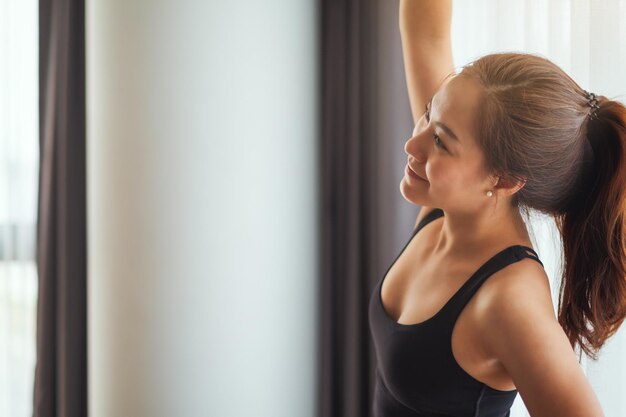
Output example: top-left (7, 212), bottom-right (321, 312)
top-left (425, 105), bottom-right (446, 151)
top-left (433, 134), bottom-right (445, 149)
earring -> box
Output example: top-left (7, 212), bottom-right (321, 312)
top-left (486, 190), bottom-right (493, 197)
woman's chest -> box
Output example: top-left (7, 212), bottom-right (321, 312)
top-left (380, 236), bottom-right (478, 327)
top-left (378, 234), bottom-right (515, 392)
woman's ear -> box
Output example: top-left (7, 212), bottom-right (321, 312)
top-left (495, 174), bottom-right (526, 197)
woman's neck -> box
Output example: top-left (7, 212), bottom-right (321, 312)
top-left (432, 205), bottom-right (531, 260)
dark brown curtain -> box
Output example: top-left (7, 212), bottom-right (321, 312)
top-left (318, 0), bottom-right (417, 416)
top-left (33, 0), bottom-right (87, 416)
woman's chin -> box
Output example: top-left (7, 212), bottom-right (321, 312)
top-left (399, 178), bottom-right (427, 206)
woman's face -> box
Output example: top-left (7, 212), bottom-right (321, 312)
top-left (400, 74), bottom-right (496, 214)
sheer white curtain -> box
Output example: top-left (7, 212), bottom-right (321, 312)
top-left (450, 1), bottom-right (626, 416)
top-left (0, 0), bottom-right (39, 416)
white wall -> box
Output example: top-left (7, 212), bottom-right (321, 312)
top-left (87, 1), bottom-right (319, 416)
top-left (451, 1), bottom-right (626, 416)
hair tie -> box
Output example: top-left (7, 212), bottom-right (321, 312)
top-left (583, 90), bottom-right (600, 120)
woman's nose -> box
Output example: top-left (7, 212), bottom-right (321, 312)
top-left (404, 135), bottom-right (427, 163)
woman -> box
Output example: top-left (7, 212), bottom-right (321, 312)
top-left (368, 1), bottom-right (626, 416)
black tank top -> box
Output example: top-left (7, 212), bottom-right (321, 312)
top-left (368, 208), bottom-right (544, 417)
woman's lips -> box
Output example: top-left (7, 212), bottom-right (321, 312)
top-left (406, 165), bottom-right (427, 181)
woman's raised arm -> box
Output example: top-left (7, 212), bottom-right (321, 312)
top-left (399, 0), bottom-right (455, 125)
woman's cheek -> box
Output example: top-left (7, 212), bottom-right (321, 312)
top-left (427, 162), bottom-right (448, 185)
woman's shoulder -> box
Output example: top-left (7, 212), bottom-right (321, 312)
top-left (481, 252), bottom-right (552, 311)
top-left (475, 253), bottom-right (555, 340)
top-left (473, 256), bottom-right (603, 416)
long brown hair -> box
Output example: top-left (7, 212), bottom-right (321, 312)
top-left (460, 52), bottom-right (626, 360)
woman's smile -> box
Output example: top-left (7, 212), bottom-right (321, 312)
top-left (406, 164), bottom-right (428, 182)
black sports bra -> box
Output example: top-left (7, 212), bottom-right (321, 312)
top-left (368, 208), bottom-right (543, 417)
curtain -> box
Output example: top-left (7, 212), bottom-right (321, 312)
top-left (33, 0), bottom-right (87, 416)
top-left (318, 0), bottom-right (378, 414)
top-left (319, 0), bottom-right (418, 416)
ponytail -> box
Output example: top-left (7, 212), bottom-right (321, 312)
top-left (555, 98), bottom-right (626, 360)
top-left (461, 52), bottom-right (626, 360)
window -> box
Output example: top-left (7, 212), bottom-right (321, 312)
top-left (0, 0), bottom-right (39, 415)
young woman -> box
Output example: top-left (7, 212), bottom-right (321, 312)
top-left (368, 1), bottom-right (626, 416)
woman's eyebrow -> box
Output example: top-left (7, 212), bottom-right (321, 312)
top-left (436, 121), bottom-right (460, 142)
top-left (427, 97), bottom-right (460, 142)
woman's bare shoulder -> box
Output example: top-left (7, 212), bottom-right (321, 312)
top-left (472, 254), bottom-right (554, 351)
top-left (476, 258), bottom-right (605, 416)
top-left (481, 255), bottom-right (552, 313)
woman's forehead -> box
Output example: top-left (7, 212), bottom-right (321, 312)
top-left (427, 75), bottom-right (483, 144)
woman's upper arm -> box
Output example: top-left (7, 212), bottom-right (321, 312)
top-left (399, 0), bottom-right (455, 125)
top-left (482, 270), bottom-right (605, 417)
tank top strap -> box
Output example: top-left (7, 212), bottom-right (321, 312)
top-left (513, 245), bottom-right (543, 267)
top-left (414, 208), bottom-right (444, 235)
top-left (441, 245), bottom-right (544, 328)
